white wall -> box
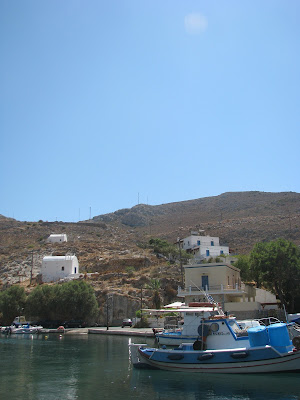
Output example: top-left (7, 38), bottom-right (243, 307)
top-left (182, 235), bottom-right (229, 258)
top-left (41, 255), bottom-right (79, 282)
top-left (255, 288), bottom-right (278, 307)
top-left (224, 301), bottom-right (262, 312)
top-left (183, 235), bottom-right (220, 249)
top-left (47, 234), bottom-right (68, 243)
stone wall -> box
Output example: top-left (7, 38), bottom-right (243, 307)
top-left (98, 293), bottom-right (140, 326)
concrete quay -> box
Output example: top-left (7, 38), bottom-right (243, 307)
top-left (40, 326), bottom-right (156, 337)
top-left (88, 326), bottom-right (155, 337)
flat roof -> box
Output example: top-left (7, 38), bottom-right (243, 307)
top-left (142, 307), bottom-right (215, 313)
top-left (184, 262), bottom-right (240, 272)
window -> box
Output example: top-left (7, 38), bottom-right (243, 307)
top-left (220, 250), bottom-right (224, 255)
top-left (211, 241), bottom-right (214, 246)
top-left (62, 266), bottom-right (64, 271)
top-left (206, 250), bottom-right (210, 257)
top-left (197, 240), bottom-right (200, 246)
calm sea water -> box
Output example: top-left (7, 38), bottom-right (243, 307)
top-left (0, 333), bottom-right (299, 400)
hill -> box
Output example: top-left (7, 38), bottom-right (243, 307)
top-left (93, 191), bottom-right (300, 253)
top-left (0, 191), bottom-right (299, 323)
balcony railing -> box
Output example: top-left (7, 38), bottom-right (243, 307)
top-left (178, 283), bottom-right (244, 296)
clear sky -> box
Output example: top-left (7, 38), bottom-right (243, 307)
top-left (1, 1), bottom-right (299, 222)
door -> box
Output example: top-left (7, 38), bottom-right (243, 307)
top-left (202, 275), bottom-right (209, 290)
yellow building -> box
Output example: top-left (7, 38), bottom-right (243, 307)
top-left (178, 262), bottom-right (279, 319)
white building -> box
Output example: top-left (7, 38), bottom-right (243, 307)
top-left (182, 233), bottom-right (229, 261)
top-left (41, 255), bottom-right (79, 283)
top-left (46, 234), bottom-right (68, 243)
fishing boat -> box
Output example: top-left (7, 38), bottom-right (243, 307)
top-left (155, 301), bottom-right (261, 347)
top-left (130, 320), bottom-right (300, 373)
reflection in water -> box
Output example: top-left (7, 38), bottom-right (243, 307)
top-left (131, 368), bottom-right (300, 400)
top-left (0, 334), bottom-right (299, 400)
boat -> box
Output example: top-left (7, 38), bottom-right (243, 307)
top-left (1, 316), bottom-right (43, 335)
top-left (155, 296), bottom-right (299, 347)
top-left (10, 323), bottom-right (43, 334)
top-left (155, 301), bottom-right (263, 347)
top-left (130, 320), bottom-right (300, 373)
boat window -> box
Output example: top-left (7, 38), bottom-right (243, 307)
top-left (228, 319), bottom-right (242, 333)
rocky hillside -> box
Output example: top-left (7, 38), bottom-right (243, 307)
top-left (93, 191), bottom-right (300, 253)
top-left (1, 191), bottom-right (299, 323)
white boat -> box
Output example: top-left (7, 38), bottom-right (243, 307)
top-left (1, 317), bottom-right (43, 335)
top-left (11, 324), bottom-right (41, 334)
top-left (155, 301), bottom-right (262, 347)
top-left (131, 320), bottom-right (300, 373)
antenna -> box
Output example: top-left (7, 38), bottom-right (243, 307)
top-left (89, 206), bottom-right (91, 220)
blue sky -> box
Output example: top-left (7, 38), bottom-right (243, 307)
top-left (1, 1), bottom-right (299, 222)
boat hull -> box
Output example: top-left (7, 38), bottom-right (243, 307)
top-left (13, 328), bottom-right (39, 334)
top-left (133, 346), bottom-right (300, 374)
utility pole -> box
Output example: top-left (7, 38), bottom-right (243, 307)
top-left (30, 251), bottom-right (34, 285)
top-left (178, 237), bottom-right (184, 287)
top-left (106, 294), bottom-right (112, 330)
top-left (140, 286), bottom-right (143, 324)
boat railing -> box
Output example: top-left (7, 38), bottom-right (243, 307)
top-left (255, 317), bottom-right (281, 326)
top-left (163, 324), bottom-right (181, 332)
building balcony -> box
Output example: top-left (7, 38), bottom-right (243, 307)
top-left (178, 283), bottom-right (246, 298)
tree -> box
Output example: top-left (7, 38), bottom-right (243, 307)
top-left (55, 280), bottom-right (99, 321)
top-left (149, 237), bottom-right (191, 263)
top-left (147, 279), bottom-right (161, 309)
top-left (249, 239), bottom-right (300, 312)
top-left (0, 286), bottom-right (26, 325)
top-left (25, 285), bottom-right (59, 320)
top-left (234, 255), bottom-right (251, 282)
top-left (25, 280), bottom-right (99, 323)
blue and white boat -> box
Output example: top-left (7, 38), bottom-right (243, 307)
top-left (131, 320), bottom-right (300, 373)
top-left (155, 302), bottom-right (262, 347)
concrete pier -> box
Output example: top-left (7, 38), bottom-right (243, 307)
top-left (88, 326), bottom-right (155, 337)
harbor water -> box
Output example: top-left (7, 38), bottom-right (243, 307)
top-left (1, 333), bottom-right (300, 400)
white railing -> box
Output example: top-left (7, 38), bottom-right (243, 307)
top-left (178, 283), bottom-right (243, 295)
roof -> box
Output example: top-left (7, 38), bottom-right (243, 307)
top-left (142, 307), bottom-right (215, 313)
top-left (184, 262), bottom-right (240, 272)
top-left (43, 255), bottom-right (77, 261)
top-left (163, 302), bottom-right (185, 308)
top-left (48, 234), bottom-right (67, 237)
